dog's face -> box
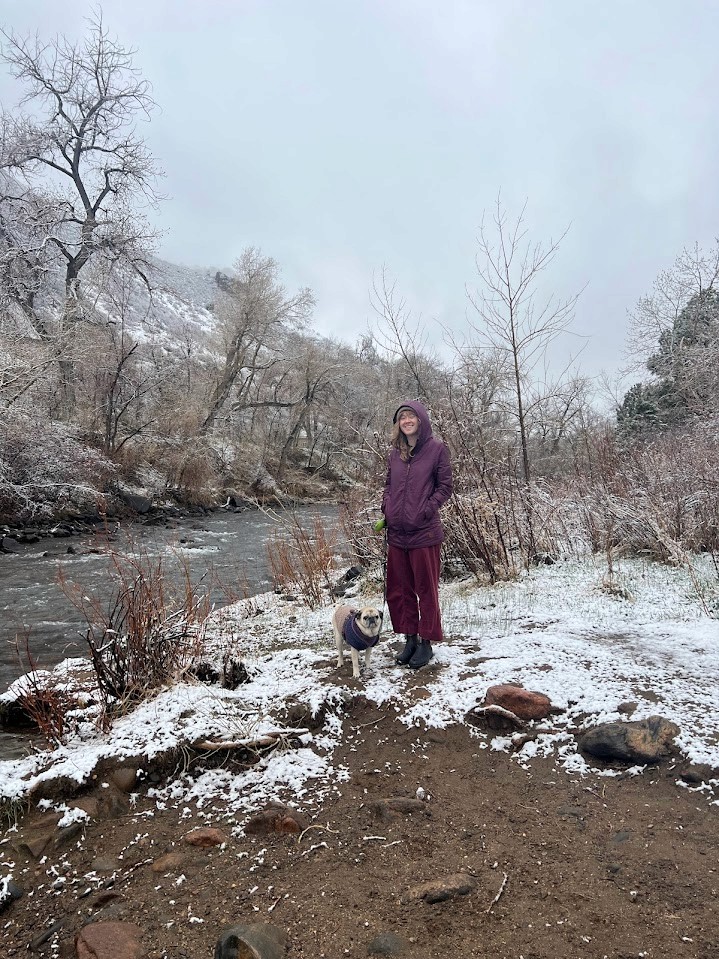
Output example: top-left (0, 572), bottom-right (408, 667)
top-left (354, 607), bottom-right (383, 639)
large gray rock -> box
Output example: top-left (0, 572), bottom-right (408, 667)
top-left (0, 878), bottom-right (23, 914)
top-left (578, 715), bottom-right (680, 764)
top-left (118, 490), bottom-right (152, 514)
top-left (214, 923), bottom-right (286, 959)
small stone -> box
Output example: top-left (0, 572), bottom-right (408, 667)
top-left (244, 805), bottom-right (307, 836)
top-left (678, 762), bottom-right (718, 785)
top-left (110, 768), bottom-right (139, 793)
top-left (75, 921), bottom-right (144, 959)
top-left (373, 798), bottom-right (428, 819)
top-left (29, 920), bottom-right (64, 950)
top-left (404, 872), bottom-right (477, 904)
top-left (0, 879), bottom-right (23, 913)
top-left (184, 827), bottom-right (227, 847)
top-left (151, 852), bottom-right (185, 873)
top-left (214, 923), bottom-right (286, 959)
top-left (367, 931), bottom-right (409, 955)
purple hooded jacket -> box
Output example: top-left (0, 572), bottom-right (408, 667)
top-left (381, 400), bottom-right (453, 549)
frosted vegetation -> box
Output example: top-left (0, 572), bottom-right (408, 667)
top-left (1, 16), bottom-right (718, 580)
top-left (1, 553), bottom-right (718, 812)
top-left (1, 15), bottom-right (719, 784)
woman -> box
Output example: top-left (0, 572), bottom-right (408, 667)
top-left (380, 400), bottom-right (453, 668)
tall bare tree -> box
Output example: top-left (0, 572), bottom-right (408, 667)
top-left (369, 268), bottom-right (437, 402)
top-left (625, 242), bottom-right (719, 371)
top-left (200, 248), bottom-right (314, 434)
top-left (0, 12), bottom-right (161, 415)
top-left (467, 198), bottom-right (581, 485)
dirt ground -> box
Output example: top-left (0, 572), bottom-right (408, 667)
top-left (2, 672), bottom-right (718, 959)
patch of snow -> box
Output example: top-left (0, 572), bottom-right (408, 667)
top-left (1, 555), bottom-right (718, 821)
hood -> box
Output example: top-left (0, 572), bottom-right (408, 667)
top-left (392, 400), bottom-right (433, 446)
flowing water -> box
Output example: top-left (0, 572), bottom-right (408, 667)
top-left (0, 505), bottom-right (340, 758)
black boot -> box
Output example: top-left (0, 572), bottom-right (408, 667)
top-left (408, 639), bottom-right (433, 669)
top-left (395, 633), bottom-right (418, 665)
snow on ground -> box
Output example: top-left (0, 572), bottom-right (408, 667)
top-left (1, 555), bottom-right (718, 827)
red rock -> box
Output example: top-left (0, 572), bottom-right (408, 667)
top-left (484, 683), bottom-right (554, 721)
top-left (244, 805), bottom-right (307, 835)
top-left (184, 827), bottom-right (226, 847)
top-left (151, 852), bottom-right (185, 873)
top-left (75, 921), bottom-right (144, 959)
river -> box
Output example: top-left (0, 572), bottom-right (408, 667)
top-left (0, 505), bottom-right (341, 758)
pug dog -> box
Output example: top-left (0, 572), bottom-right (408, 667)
top-left (332, 604), bottom-right (383, 679)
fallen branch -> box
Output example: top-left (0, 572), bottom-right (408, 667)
top-left (473, 705), bottom-right (525, 727)
top-left (297, 822), bottom-right (339, 845)
top-left (193, 728), bottom-right (309, 751)
top-left (486, 872), bottom-right (509, 913)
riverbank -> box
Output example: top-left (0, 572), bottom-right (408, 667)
top-left (1, 555), bottom-right (718, 955)
top-left (0, 503), bottom-right (342, 710)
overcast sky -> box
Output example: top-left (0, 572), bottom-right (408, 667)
top-left (2, 0), bottom-right (718, 384)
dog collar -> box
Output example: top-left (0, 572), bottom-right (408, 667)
top-left (343, 611), bottom-right (380, 651)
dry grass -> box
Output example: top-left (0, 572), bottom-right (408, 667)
top-left (266, 510), bottom-right (337, 608)
top-left (60, 548), bottom-right (211, 722)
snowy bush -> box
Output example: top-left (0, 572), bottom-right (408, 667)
top-left (0, 411), bottom-right (115, 521)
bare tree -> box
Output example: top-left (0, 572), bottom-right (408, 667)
top-left (82, 267), bottom-right (175, 456)
top-left (467, 198), bottom-right (581, 485)
top-left (200, 248), bottom-right (314, 434)
top-left (0, 12), bottom-right (161, 415)
top-left (369, 268), bottom-right (437, 401)
top-left (276, 336), bottom-right (340, 478)
top-left (625, 242), bottom-right (719, 371)
top-left (618, 243), bottom-right (719, 432)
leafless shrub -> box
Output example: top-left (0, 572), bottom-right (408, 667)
top-left (339, 488), bottom-right (384, 568)
top-left (266, 510), bottom-right (337, 608)
top-left (12, 634), bottom-right (73, 746)
top-left (0, 410), bottom-right (114, 521)
top-left (572, 423), bottom-right (719, 561)
top-left (60, 549), bottom-right (211, 720)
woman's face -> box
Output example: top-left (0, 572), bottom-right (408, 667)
top-left (398, 409), bottom-right (420, 440)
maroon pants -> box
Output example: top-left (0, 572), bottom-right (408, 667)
top-left (386, 543), bottom-right (443, 642)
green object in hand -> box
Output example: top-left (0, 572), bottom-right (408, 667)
top-left (373, 518), bottom-right (386, 533)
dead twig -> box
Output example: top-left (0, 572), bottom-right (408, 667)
top-left (584, 783), bottom-right (607, 802)
top-left (486, 872), bottom-right (509, 913)
top-left (297, 822), bottom-right (339, 845)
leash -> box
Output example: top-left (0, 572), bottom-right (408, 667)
top-left (370, 516), bottom-right (388, 636)
top-left (379, 526), bottom-right (388, 634)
